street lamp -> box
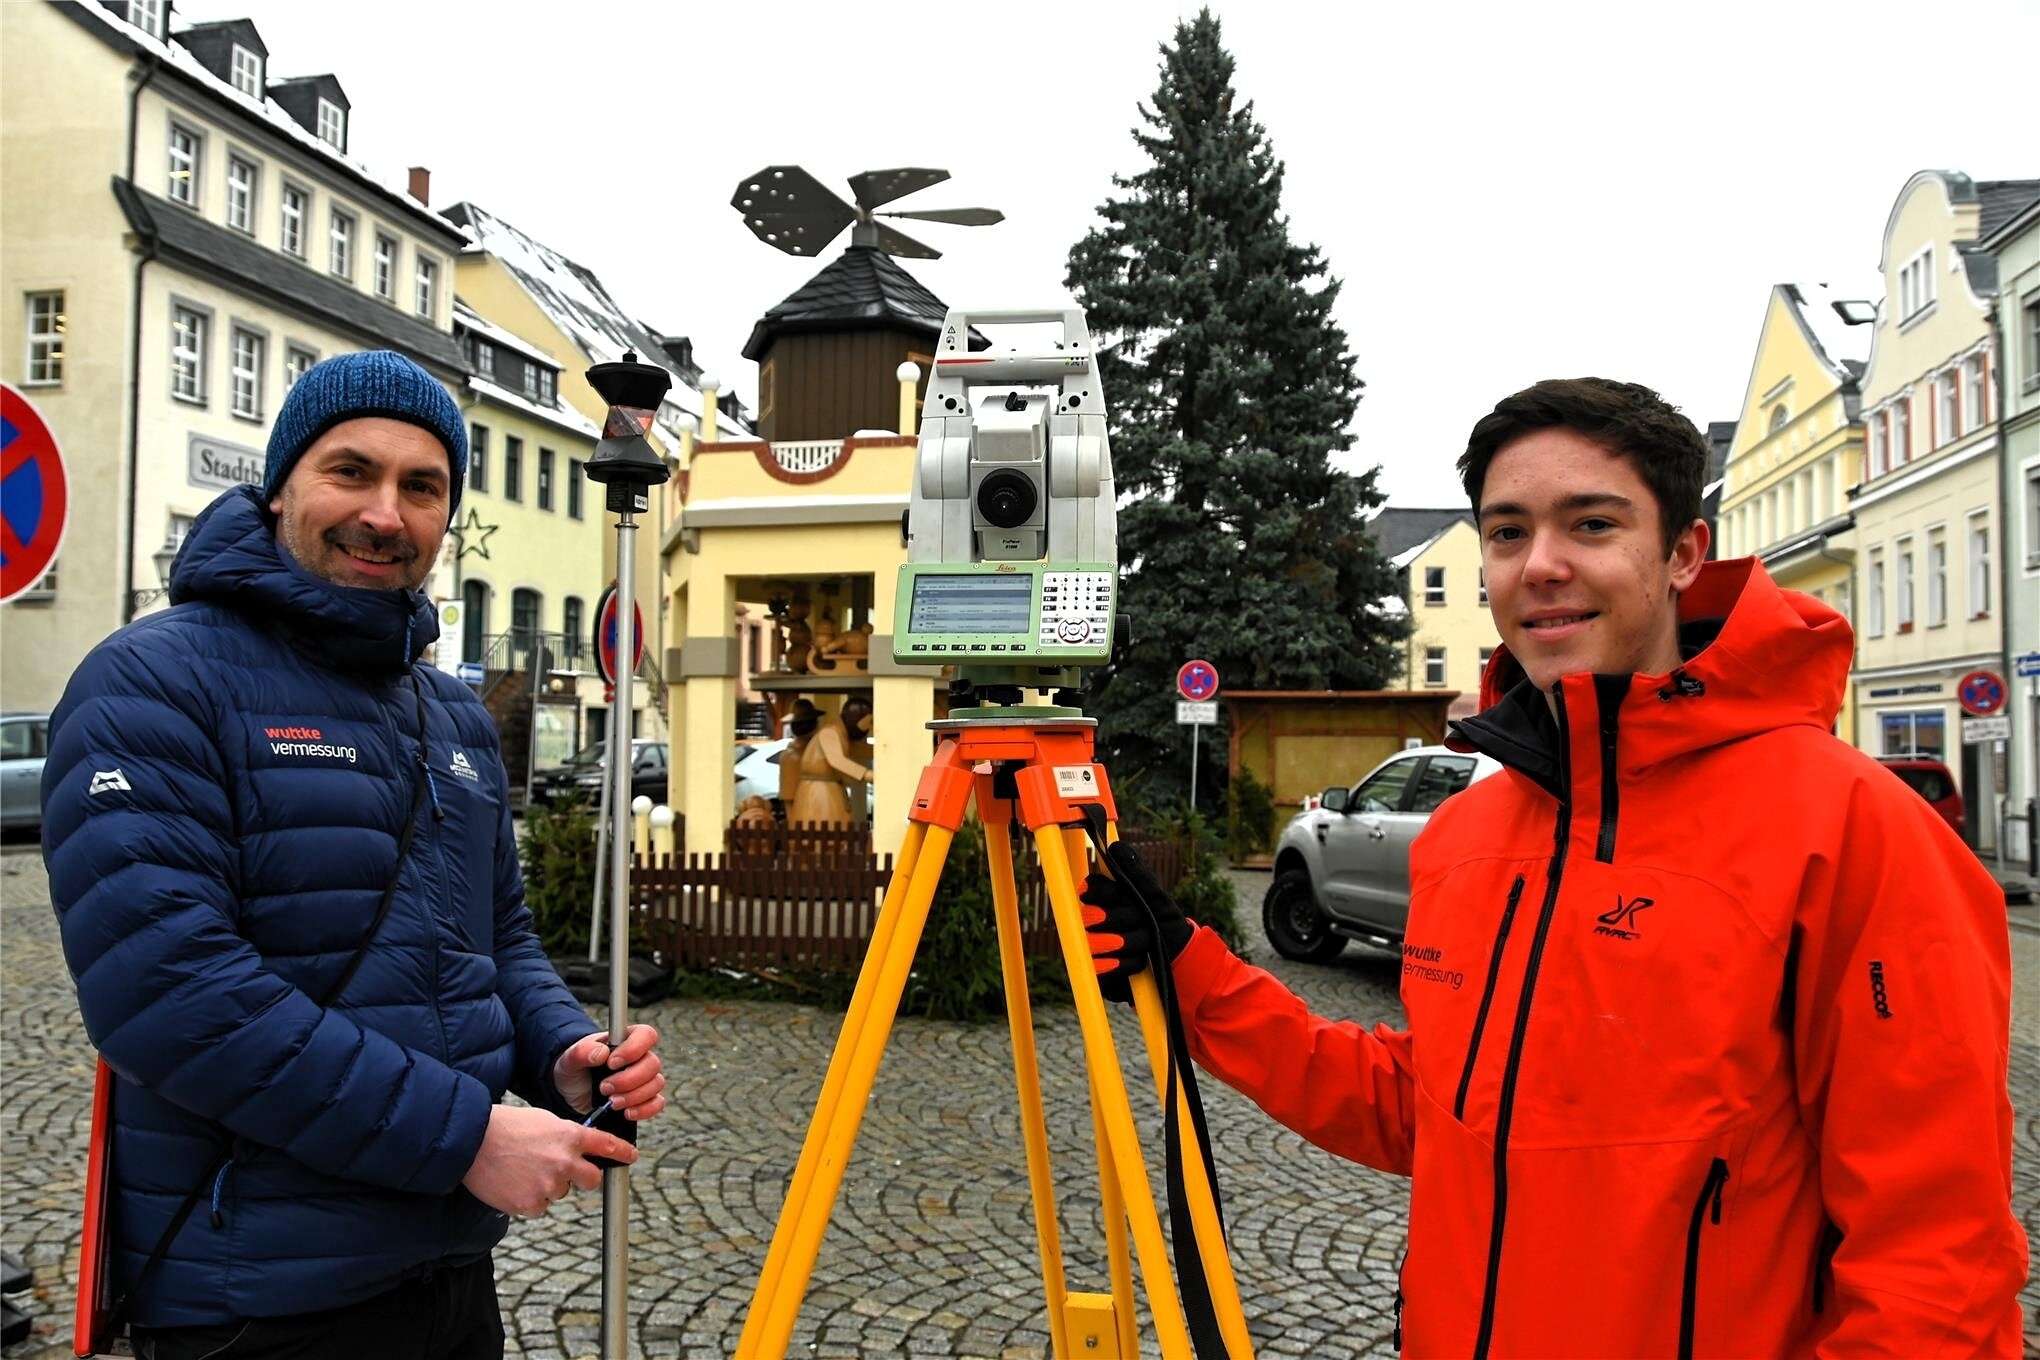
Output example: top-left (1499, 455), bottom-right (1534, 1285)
top-left (127, 540), bottom-right (182, 614)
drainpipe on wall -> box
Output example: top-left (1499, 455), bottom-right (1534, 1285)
top-left (121, 49), bottom-right (165, 625)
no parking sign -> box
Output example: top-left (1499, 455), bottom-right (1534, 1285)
top-left (1, 385), bottom-right (68, 603)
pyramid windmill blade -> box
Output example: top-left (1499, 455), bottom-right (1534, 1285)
top-left (731, 165), bottom-right (857, 257)
top-left (872, 221), bottom-right (942, 259)
top-left (848, 167), bottom-right (950, 211)
top-left (879, 207), bottom-right (1005, 226)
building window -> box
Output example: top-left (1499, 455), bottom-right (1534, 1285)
top-left (1879, 709), bottom-right (1946, 760)
top-left (521, 361), bottom-right (540, 402)
top-left (1898, 246), bottom-right (1935, 321)
top-left (230, 44), bottom-right (262, 97)
top-left (1967, 512), bottom-right (1990, 618)
top-left (229, 327), bottom-right (264, 420)
top-left (1962, 354), bottom-right (1986, 428)
top-left (284, 343), bottom-right (317, 388)
top-left (126, 0), bottom-right (163, 37)
top-left (1423, 566), bottom-right (1445, 606)
top-left (415, 257), bottom-right (437, 319)
top-left (1892, 398), bottom-right (1910, 466)
top-left (567, 459), bottom-right (584, 519)
top-left (469, 422), bottom-right (490, 493)
top-left (562, 596), bottom-right (584, 664)
top-left (474, 340), bottom-right (495, 380)
top-left (1866, 549), bottom-right (1885, 637)
top-left (1423, 646), bottom-right (1446, 687)
top-left (2026, 296), bottom-right (2040, 387)
top-left (24, 291), bottom-right (64, 385)
top-left (536, 368), bottom-right (556, 406)
top-left (329, 209), bottom-right (354, 280)
top-left (537, 447), bottom-right (555, 511)
top-left (1478, 646), bottom-right (1495, 671)
top-left (2025, 465), bottom-right (2040, 569)
top-left (1477, 568), bottom-right (1488, 606)
top-left (170, 305), bottom-right (208, 404)
top-left (1894, 538), bottom-right (1914, 631)
top-left (1768, 403), bottom-right (1788, 433)
top-left (1937, 371), bottom-right (1957, 446)
top-left (372, 233), bottom-right (396, 300)
top-left (280, 183), bottom-right (307, 258)
top-left (316, 98), bottom-right (346, 149)
top-left (1925, 528), bottom-right (1946, 627)
top-left (1867, 411), bottom-right (1886, 477)
top-left (167, 122), bottom-right (199, 206)
top-left (504, 434), bottom-right (523, 502)
top-left (225, 155), bottom-right (257, 234)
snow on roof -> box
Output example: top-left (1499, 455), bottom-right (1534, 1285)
top-left (452, 298), bottom-right (559, 370)
top-left (75, 3), bottom-right (454, 241)
top-left (447, 201), bottom-right (750, 437)
top-left (467, 374), bottom-right (603, 441)
top-left (1783, 282), bottom-right (1874, 380)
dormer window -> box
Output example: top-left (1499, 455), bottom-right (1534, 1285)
top-left (316, 98), bottom-right (346, 150)
top-left (474, 341), bottom-right (495, 380)
top-left (126, 0), bottom-right (163, 38)
top-left (230, 45), bottom-right (263, 98)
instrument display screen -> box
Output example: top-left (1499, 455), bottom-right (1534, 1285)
top-left (908, 573), bottom-right (1033, 635)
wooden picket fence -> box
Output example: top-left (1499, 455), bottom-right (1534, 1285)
top-left (633, 823), bottom-right (1187, 975)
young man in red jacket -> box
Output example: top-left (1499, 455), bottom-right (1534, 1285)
top-left (1085, 378), bottom-right (2027, 1357)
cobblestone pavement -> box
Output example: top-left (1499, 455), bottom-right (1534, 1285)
top-left (6, 845), bottom-right (2039, 1357)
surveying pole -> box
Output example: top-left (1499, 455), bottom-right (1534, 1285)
top-left (581, 353), bottom-right (672, 1359)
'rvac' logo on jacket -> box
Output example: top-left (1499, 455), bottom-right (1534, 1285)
top-left (261, 723), bottom-right (357, 765)
top-left (1593, 894), bottom-right (1654, 941)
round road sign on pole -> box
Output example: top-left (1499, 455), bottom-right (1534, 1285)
top-left (1, 385), bottom-right (70, 604)
top-left (1177, 659), bottom-right (1219, 702)
top-left (594, 583), bottom-right (646, 686)
top-left (1957, 670), bottom-right (2005, 717)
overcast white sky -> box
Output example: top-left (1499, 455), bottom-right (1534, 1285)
top-left (184, 0), bottom-right (2037, 508)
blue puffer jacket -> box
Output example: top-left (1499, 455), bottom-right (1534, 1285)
top-left (43, 485), bottom-right (599, 1326)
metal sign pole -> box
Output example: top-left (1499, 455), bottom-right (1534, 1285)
top-left (1190, 721), bottom-right (1200, 813)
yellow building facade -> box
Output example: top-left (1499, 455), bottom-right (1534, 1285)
top-left (1717, 283), bottom-right (1869, 743)
top-left (1370, 509), bottom-right (1497, 718)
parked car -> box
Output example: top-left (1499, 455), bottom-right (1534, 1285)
top-left (734, 738), bottom-right (791, 804)
top-left (1, 712), bottom-right (50, 833)
top-left (530, 738), bottom-right (668, 807)
top-left (1262, 744), bottom-right (1502, 961)
top-left (1876, 753), bottom-right (1964, 836)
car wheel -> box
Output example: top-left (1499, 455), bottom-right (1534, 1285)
top-left (1262, 869), bottom-right (1346, 963)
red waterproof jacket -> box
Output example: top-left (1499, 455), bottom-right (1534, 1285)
top-left (1173, 560), bottom-right (2027, 1356)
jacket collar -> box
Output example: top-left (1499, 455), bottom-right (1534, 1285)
top-left (166, 485), bottom-right (439, 674)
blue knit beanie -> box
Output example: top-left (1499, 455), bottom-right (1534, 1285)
top-left (263, 350), bottom-right (467, 514)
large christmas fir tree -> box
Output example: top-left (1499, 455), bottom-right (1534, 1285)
top-left (1066, 8), bottom-right (1408, 810)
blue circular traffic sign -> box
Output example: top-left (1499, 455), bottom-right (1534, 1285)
top-left (1, 385), bottom-right (69, 604)
top-left (1177, 659), bottom-right (1219, 702)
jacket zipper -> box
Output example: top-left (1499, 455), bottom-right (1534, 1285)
top-left (1678, 1158), bottom-right (1730, 1360)
top-left (388, 684), bottom-right (452, 1064)
top-left (1470, 689), bottom-right (1574, 1360)
top-left (1453, 875), bottom-right (1526, 1119)
top-left (1593, 674), bottom-right (1626, 863)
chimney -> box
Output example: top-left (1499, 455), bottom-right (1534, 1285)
top-left (407, 166), bottom-right (430, 206)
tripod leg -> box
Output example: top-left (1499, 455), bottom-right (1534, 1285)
top-left (981, 799), bottom-right (1072, 1360)
top-left (1088, 1068), bottom-right (1140, 1358)
top-left (1032, 824), bottom-right (1196, 1360)
top-left (738, 821), bottom-right (950, 1358)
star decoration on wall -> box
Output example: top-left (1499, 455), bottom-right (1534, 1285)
top-left (450, 507), bottom-right (499, 561)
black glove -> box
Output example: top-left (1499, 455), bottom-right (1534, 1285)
top-left (1079, 841), bottom-right (1195, 1003)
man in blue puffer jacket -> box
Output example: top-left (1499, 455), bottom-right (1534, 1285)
top-left (43, 351), bottom-right (667, 1358)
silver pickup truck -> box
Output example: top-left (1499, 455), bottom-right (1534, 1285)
top-left (1261, 744), bottom-right (1501, 961)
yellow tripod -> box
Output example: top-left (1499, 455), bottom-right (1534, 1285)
top-left (736, 713), bottom-right (1256, 1359)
